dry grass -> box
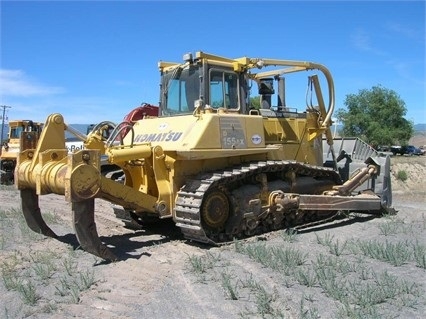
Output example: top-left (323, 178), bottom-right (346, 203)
top-left (0, 155), bottom-right (425, 318)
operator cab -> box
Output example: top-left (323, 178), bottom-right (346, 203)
top-left (9, 120), bottom-right (43, 139)
top-left (158, 51), bottom-right (334, 122)
top-left (158, 53), bottom-right (248, 117)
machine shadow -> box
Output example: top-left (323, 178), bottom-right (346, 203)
top-left (105, 219), bottom-right (185, 261)
top-left (294, 213), bottom-right (380, 235)
top-left (56, 219), bottom-right (185, 263)
top-left (55, 213), bottom-right (382, 263)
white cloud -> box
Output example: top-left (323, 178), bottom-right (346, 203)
top-left (7, 95), bottom-right (136, 124)
top-left (0, 69), bottom-right (65, 97)
top-left (385, 23), bottom-right (423, 42)
top-left (351, 29), bottom-right (385, 56)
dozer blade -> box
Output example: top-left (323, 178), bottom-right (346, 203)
top-left (21, 189), bottom-right (58, 238)
top-left (72, 199), bottom-right (117, 261)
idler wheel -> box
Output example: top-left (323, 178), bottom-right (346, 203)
top-left (201, 189), bottom-right (230, 231)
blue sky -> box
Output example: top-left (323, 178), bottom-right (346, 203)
top-left (1, 0), bottom-right (425, 125)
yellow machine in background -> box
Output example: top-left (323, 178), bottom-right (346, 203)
top-left (15, 52), bottom-right (392, 261)
top-left (1, 120), bottom-right (43, 185)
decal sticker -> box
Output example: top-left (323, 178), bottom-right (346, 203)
top-left (251, 134), bottom-right (262, 145)
top-left (220, 117), bottom-right (247, 149)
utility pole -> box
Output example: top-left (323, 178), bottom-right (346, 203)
top-left (1, 105), bottom-right (12, 151)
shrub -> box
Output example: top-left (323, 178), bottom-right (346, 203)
top-left (396, 170), bottom-right (408, 182)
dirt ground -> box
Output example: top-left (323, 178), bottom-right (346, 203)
top-left (0, 155), bottom-right (425, 319)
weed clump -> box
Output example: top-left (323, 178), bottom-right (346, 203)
top-left (396, 170), bottom-right (408, 182)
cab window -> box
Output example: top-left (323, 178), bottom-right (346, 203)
top-left (10, 127), bottom-right (23, 139)
top-left (209, 70), bottom-right (239, 110)
top-left (163, 65), bottom-right (200, 115)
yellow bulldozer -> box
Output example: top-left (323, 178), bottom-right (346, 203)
top-left (14, 51), bottom-right (393, 261)
top-left (1, 120), bottom-right (43, 185)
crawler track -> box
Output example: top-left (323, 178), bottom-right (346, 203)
top-left (174, 160), bottom-right (342, 244)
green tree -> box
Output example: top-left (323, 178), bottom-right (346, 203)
top-left (249, 96), bottom-right (261, 109)
top-left (336, 85), bottom-right (413, 147)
